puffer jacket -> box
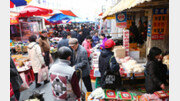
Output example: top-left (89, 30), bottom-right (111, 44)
top-left (28, 42), bottom-right (45, 73)
top-left (49, 59), bottom-right (80, 101)
top-left (99, 49), bottom-right (121, 89)
top-left (82, 39), bottom-right (92, 57)
top-left (145, 60), bottom-right (168, 93)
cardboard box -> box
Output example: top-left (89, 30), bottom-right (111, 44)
top-left (113, 46), bottom-right (126, 59)
top-left (129, 50), bottom-right (140, 60)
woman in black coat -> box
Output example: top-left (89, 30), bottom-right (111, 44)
top-left (10, 57), bottom-right (23, 100)
top-left (145, 47), bottom-right (168, 93)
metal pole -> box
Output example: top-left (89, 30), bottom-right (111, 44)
top-left (19, 21), bottom-right (23, 42)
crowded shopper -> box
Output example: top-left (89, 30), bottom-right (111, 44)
top-left (71, 27), bottom-right (78, 38)
top-left (49, 46), bottom-right (81, 101)
top-left (69, 38), bottom-right (93, 92)
top-left (100, 34), bottom-right (108, 50)
top-left (99, 39), bottom-right (121, 90)
top-left (38, 30), bottom-right (51, 68)
top-left (10, 57), bottom-right (23, 100)
top-left (82, 35), bottom-right (93, 58)
top-left (77, 30), bottom-right (83, 45)
top-left (28, 35), bottom-right (49, 88)
top-left (92, 31), bottom-right (100, 47)
top-left (145, 47), bottom-right (168, 93)
top-left (57, 31), bottom-right (69, 49)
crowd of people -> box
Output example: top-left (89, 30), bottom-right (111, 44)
top-left (10, 23), bottom-right (168, 101)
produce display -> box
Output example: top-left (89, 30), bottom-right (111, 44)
top-left (119, 56), bottom-right (145, 74)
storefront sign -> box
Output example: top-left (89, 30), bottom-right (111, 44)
top-left (116, 12), bottom-right (127, 28)
top-left (123, 30), bottom-right (129, 56)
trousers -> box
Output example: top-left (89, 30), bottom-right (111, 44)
top-left (82, 75), bottom-right (93, 92)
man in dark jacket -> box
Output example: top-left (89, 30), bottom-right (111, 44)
top-left (99, 39), bottom-right (121, 90)
top-left (71, 27), bottom-right (78, 38)
top-left (77, 30), bottom-right (83, 45)
top-left (69, 38), bottom-right (93, 92)
top-left (10, 57), bottom-right (23, 100)
top-left (57, 31), bottom-right (69, 49)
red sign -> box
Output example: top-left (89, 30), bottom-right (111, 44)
top-left (116, 22), bottom-right (127, 28)
top-left (10, 17), bottom-right (19, 25)
top-left (151, 34), bottom-right (164, 40)
top-left (123, 30), bottom-right (129, 56)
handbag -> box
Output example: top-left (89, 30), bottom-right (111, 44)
top-left (37, 65), bottom-right (49, 83)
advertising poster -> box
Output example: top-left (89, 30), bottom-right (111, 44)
top-left (116, 12), bottom-right (127, 28)
top-left (123, 30), bottom-right (129, 56)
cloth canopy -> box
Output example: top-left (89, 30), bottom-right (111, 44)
top-left (10, 0), bottom-right (32, 8)
top-left (60, 10), bottom-right (77, 17)
top-left (47, 13), bottom-right (74, 24)
top-left (19, 5), bottom-right (53, 17)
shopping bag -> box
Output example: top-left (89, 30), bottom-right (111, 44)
top-left (19, 72), bottom-right (30, 92)
top-left (37, 66), bottom-right (49, 83)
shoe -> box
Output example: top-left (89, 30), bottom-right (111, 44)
top-left (36, 83), bottom-right (41, 88)
top-left (44, 80), bottom-right (50, 85)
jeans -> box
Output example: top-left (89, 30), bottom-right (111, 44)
top-left (82, 75), bottom-right (93, 92)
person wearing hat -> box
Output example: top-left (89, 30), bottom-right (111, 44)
top-left (49, 46), bottom-right (81, 101)
top-left (69, 38), bottom-right (93, 92)
top-left (99, 39), bottom-right (121, 90)
top-left (38, 30), bottom-right (51, 68)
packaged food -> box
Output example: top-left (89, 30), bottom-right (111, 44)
top-left (154, 90), bottom-right (169, 99)
top-left (105, 89), bottom-right (117, 99)
top-left (117, 91), bottom-right (137, 101)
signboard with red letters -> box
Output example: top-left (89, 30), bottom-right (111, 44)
top-left (123, 30), bottom-right (129, 56)
top-left (116, 12), bottom-right (127, 28)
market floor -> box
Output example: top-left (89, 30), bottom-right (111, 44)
top-left (19, 80), bottom-right (96, 101)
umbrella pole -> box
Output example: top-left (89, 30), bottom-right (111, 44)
top-left (19, 22), bottom-right (23, 42)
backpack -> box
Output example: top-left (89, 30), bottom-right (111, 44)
top-left (103, 56), bottom-right (120, 90)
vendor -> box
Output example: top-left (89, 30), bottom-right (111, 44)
top-left (145, 47), bottom-right (168, 93)
top-left (99, 39), bottom-right (121, 90)
top-left (99, 34), bottom-right (107, 50)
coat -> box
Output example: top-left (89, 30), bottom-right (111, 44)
top-left (92, 35), bottom-right (100, 47)
top-left (100, 37), bottom-right (108, 49)
top-left (49, 59), bottom-right (80, 101)
top-left (57, 38), bottom-right (69, 49)
top-left (10, 57), bottom-right (23, 91)
top-left (71, 45), bottom-right (90, 77)
top-left (99, 49), bottom-right (121, 89)
top-left (77, 34), bottom-right (83, 45)
top-left (82, 39), bottom-right (92, 57)
top-left (38, 37), bottom-right (50, 53)
top-left (145, 60), bottom-right (168, 93)
top-left (28, 42), bottom-right (45, 73)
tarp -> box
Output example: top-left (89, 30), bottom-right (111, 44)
top-left (10, 0), bottom-right (32, 8)
top-left (60, 10), bottom-right (77, 17)
top-left (19, 5), bottom-right (53, 17)
top-left (102, 0), bottom-right (151, 18)
top-left (47, 13), bottom-right (74, 24)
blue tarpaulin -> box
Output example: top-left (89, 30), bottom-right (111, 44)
top-left (47, 13), bottom-right (75, 23)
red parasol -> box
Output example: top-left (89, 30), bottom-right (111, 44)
top-left (19, 5), bottom-right (53, 17)
top-left (60, 10), bottom-right (77, 17)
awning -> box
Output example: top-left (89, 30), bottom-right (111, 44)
top-left (60, 10), bottom-right (77, 17)
top-left (10, 0), bottom-right (32, 8)
top-left (19, 5), bottom-right (53, 17)
top-left (103, 0), bottom-right (151, 18)
top-left (102, 7), bottom-right (113, 18)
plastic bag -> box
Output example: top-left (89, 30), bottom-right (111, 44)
top-left (37, 66), bottom-right (49, 83)
top-left (19, 72), bottom-right (30, 92)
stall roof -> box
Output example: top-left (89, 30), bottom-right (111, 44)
top-left (102, 0), bottom-right (151, 18)
top-left (60, 10), bottom-right (77, 17)
top-left (102, 7), bottom-right (113, 18)
top-left (10, 0), bottom-right (32, 8)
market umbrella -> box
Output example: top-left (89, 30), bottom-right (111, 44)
top-left (10, 0), bottom-right (32, 8)
top-left (47, 13), bottom-right (74, 24)
top-left (59, 10), bottom-right (77, 17)
top-left (19, 5), bottom-right (53, 17)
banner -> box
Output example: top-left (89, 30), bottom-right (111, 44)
top-left (123, 30), bottom-right (129, 56)
top-left (116, 12), bottom-right (127, 28)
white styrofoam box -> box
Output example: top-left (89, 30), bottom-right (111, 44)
top-left (129, 51), bottom-right (140, 60)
